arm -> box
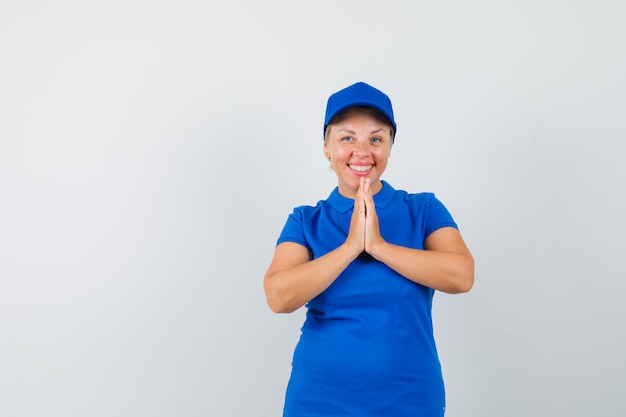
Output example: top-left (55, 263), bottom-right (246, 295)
top-left (362, 180), bottom-right (474, 294)
top-left (263, 241), bottom-right (361, 313)
top-left (263, 188), bottom-right (369, 314)
top-left (367, 227), bottom-right (474, 294)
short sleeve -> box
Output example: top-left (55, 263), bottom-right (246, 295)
top-left (424, 195), bottom-right (458, 238)
top-left (276, 208), bottom-right (311, 249)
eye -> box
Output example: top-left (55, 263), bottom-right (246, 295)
top-left (371, 137), bottom-right (382, 143)
top-left (341, 136), bottom-right (353, 142)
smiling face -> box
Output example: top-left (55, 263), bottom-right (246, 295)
top-left (323, 108), bottom-right (393, 199)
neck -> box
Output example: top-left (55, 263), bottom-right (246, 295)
top-left (338, 180), bottom-right (383, 199)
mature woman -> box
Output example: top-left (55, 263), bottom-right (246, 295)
top-left (264, 82), bottom-right (474, 417)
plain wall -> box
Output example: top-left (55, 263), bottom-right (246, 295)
top-left (1, 1), bottom-right (625, 416)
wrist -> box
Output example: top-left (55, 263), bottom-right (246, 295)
top-left (366, 238), bottom-right (387, 261)
top-left (341, 240), bottom-right (363, 261)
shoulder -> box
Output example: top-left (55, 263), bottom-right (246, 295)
top-left (283, 197), bottom-right (337, 230)
top-left (401, 190), bottom-right (437, 202)
top-left (391, 190), bottom-right (447, 217)
top-left (383, 182), bottom-right (456, 227)
top-left (384, 182), bottom-right (438, 207)
top-left (277, 197), bottom-right (334, 247)
top-left (289, 186), bottom-right (343, 216)
top-left (290, 198), bottom-right (329, 216)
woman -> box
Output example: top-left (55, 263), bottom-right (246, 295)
top-left (264, 82), bottom-right (474, 417)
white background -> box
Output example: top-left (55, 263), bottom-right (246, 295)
top-left (1, 1), bottom-right (625, 416)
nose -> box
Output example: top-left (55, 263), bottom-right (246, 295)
top-left (353, 140), bottom-right (370, 156)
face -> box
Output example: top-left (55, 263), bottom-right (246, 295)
top-left (323, 110), bottom-right (393, 199)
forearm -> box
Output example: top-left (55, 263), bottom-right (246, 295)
top-left (264, 242), bottom-right (361, 313)
top-left (368, 242), bottom-right (474, 294)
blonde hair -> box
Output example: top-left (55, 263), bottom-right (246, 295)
top-left (324, 106), bottom-right (395, 142)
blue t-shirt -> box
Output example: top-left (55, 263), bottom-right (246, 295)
top-left (277, 181), bottom-right (458, 417)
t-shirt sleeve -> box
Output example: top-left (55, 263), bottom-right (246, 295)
top-left (424, 195), bottom-right (458, 238)
top-left (276, 208), bottom-right (311, 249)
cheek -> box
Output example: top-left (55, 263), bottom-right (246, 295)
top-left (330, 146), bottom-right (349, 160)
top-left (373, 148), bottom-right (391, 161)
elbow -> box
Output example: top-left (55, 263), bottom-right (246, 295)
top-left (264, 286), bottom-right (286, 313)
top-left (445, 257), bottom-right (475, 294)
top-left (268, 303), bottom-right (298, 314)
top-left (265, 294), bottom-right (289, 314)
top-left (263, 279), bottom-right (299, 314)
top-left (455, 273), bottom-right (474, 293)
top-left (443, 274), bottom-right (473, 294)
top-left (266, 296), bottom-right (299, 314)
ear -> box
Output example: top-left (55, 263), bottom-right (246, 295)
top-left (323, 142), bottom-right (330, 160)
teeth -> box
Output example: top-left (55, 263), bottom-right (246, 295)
top-left (350, 165), bottom-right (372, 172)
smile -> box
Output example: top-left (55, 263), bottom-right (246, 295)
top-left (349, 164), bottom-right (373, 172)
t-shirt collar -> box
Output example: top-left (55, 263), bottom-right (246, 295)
top-left (327, 180), bottom-right (395, 213)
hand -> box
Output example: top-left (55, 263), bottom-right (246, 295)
top-left (345, 178), bottom-right (366, 255)
top-left (362, 178), bottom-right (385, 254)
top-left (345, 178), bottom-right (385, 257)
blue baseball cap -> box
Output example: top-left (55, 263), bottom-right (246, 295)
top-left (323, 82), bottom-right (396, 138)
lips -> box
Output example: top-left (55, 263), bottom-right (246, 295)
top-left (349, 164), bottom-right (373, 172)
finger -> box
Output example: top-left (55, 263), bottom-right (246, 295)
top-left (359, 178), bottom-right (369, 203)
top-left (352, 183), bottom-right (363, 220)
top-left (358, 178), bottom-right (367, 214)
top-left (354, 178), bottom-right (366, 215)
top-left (359, 177), bottom-right (365, 200)
top-left (363, 179), bottom-right (375, 209)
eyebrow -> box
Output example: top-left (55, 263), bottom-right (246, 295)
top-left (337, 128), bottom-right (387, 135)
